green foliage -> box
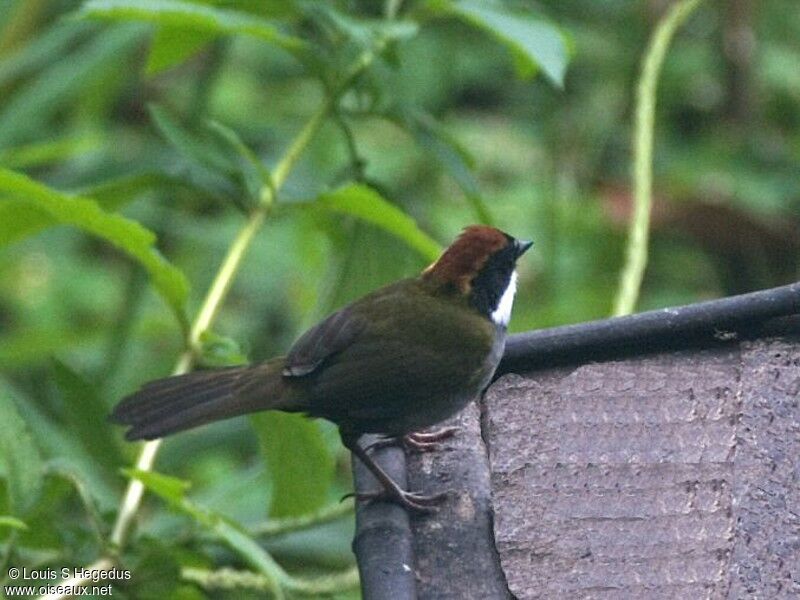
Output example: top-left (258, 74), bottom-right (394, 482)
top-left (2, 0), bottom-right (797, 596)
top-left (51, 360), bottom-right (124, 472)
top-left (0, 25), bottom-right (144, 148)
top-left (313, 183), bottom-right (443, 262)
top-left (78, 0), bottom-right (306, 53)
top-left (0, 386), bottom-right (43, 518)
top-left (196, 330), bottom-right (249, 367)
top-left (441, 0), bottom-right (568, 86)
top-left (0, 167), bottom-right (190, 331)
top-left (251, 413), bottom-right (336, 518)
top-left (0, 516), bottom-right (28, 531)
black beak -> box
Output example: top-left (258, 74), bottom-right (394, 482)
top-left (515, 239), bottom-right (534, 258)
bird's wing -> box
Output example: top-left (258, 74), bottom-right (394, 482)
top-left (283, 305), bottom-right (367, 377)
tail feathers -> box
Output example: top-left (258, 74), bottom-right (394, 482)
top-left (111, 361), bottom-right (290, 441)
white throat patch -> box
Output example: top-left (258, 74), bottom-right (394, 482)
top-left (491, 270), bottom-right (517, 327)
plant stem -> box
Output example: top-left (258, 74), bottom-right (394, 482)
top-left (251, 499), bottom-right (354, 538)
top-left (182, 565), bottom-right (360, 595)
top-left (39, 92), bottom-right (331, 600)
top-left (39, 558), bottom-right (114, 600)
top-left (41, 40), bottom-right (384, 600)
top-left (385, 0), bottom-right (403, 20)
top-left (612, 0), bottom-right (702, 317)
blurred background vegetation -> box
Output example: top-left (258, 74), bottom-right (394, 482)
top-left (1, 0), bottom-right (798, 597)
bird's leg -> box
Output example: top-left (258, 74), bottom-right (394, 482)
top-left (366, 426), bottom-right (461, 453)
top-left (342, 434), bottom-right (447, 513)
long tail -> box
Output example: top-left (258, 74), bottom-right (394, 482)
top-left (110, 359), bottom-right (294, 441)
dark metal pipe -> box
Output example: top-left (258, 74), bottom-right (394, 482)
top-left (501, 281), bottom-right (800, 373)
top-left (352, 437), bottom-right (417, 600)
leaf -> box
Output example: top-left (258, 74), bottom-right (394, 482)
top-left (75, 171), bottom-right (200, 212)
top-left (0, 135), bottom-right (101, 169)
top-left (0, 386), bottom-right (44, 517)
top-left (447, 0), bottom-right (568, 86)
top-left (197, 330), bottom-right (249, 368)
top-left (0, 379), bottom-right (118, 510)
top-left (0, 515), bottom-right (28, 531)
top-left (0, 25), bottom-right (144, 148)
top-left (250, 413), bottom-right (335, 518)
top-left (123, 469), bottom-right (191, 505)
top-left (51, 360), bottom-right (124, 473)
top-left (0, 198), bottom-right (53, 246)
top-left (313, 184), bottom-right (442, 262)
top-left (127, 468), bottom-right (285, 595)
top-left (394, 108), bottom-right (493, 224)
top-left (0, 21), bottom-right (91, 89)
top-left (45, 460), bottom-right (108, 542)
top-left (146, 25), bottom-right (214, 75)
top-left (78, 0), bottom-right (306, 53)
top-left (0, 167), bottom-right (189, 331)
top-left (207, 120), bottom-right (272, 201)
top-left (148, 104), bottom-right (241, 202)
top-left (129, 540), bottom-right (181, 598)
top-left (149, 104), bottom-right (236, 175)
top-left (302, 3), bottom-right (418, 49)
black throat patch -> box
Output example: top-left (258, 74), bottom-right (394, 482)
top-left (469, 242), bottom-right (517, 320)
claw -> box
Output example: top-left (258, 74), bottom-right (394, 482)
top-left (355, 488), bottom-right (449, 513)
top-left (409, 426), bottom-right (460, 443)
top-left (365, 426), bottom-right (461, 454)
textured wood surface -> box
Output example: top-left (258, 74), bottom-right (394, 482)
top-left (409, 334), bottom-right (799, 599)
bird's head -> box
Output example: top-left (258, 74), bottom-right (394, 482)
top-left (422, 225), bottom-right (533, 327)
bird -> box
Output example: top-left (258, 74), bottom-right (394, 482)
top-left (111, 225), bottom-right (532, 511)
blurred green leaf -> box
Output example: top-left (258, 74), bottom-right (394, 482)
top-left (207, 119), bottom-right (272, 201)
top-left (197, 330), bottom-right (249, 368)
top-left (0, 386), bottom-right (44, 517)
top-left (0, 167), bottom-right (190, 331)
top-left (0, 515), bottom-right (28, 531)
top-left (127, 468), bottom-right (285, 594)
top-left (394, 108), bottom-right (492, 224)
top-left (0, 198), bottom-right (53, 245)
top-left (0, 135), bottom-right (101, 169)
top-left (78, 0), bottom-right (306, 53)
top-left (124, 468), bottom-right (191, 504)
top-left (146, 25), bottom-right (214, 75)
top-left (149, 104), bottom-right (241, 202)
top-left (75, 171), bottom-right (201, 212)
top-left (0, 379), bottom-right (118, 509)
top-left (446, 0), bottom-right (568, 86)
top-left (251, 413), bottom-right (335, 518)
top-left (398, 109), bottom-right (478, 195)
top-left (149, 104), bottom-right (236, 175)
top-left (52, 360), bottom-right (124, 473)
top-left (45, 460), bottom-right (108, 542)
top-left (313, 184), bottom-right (442, 262)
top-left (303, 3), bottom-right (419, 49)
top-left (0, 25), bottom-right (144, 148)
top-left (129, 540), bottom-right (182, 598)
top-left (0, 22), bottom-right (91, 88)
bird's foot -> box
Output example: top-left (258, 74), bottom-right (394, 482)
top-left (366, 426), bottom-right (460, 453)
top-left (350, 487), bottom-right (448, 513)
top-left (405, 426), bottom-right (460, 450)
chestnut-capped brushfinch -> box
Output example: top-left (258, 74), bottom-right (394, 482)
top-left (112, 225), bottom-right (532, 511)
